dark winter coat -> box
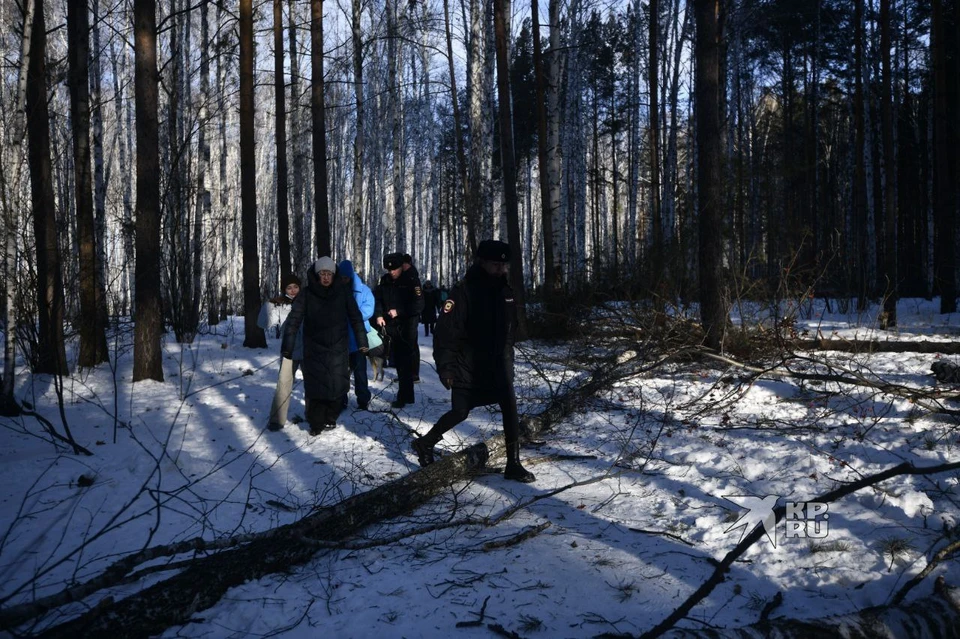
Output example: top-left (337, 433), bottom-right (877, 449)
top-left (373, 268), bottom-right (425, 324)
top-left (433, 263), bottom-right (517, 398)
top-left (421, 286), bottom-right (440, 324)
top-left (282, 265), bottom-right (368, 400)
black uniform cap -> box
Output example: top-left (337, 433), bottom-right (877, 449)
top-left (383, 252), bottom-right (404, 270)
top-left (476, 240), bottom-right (511, 262)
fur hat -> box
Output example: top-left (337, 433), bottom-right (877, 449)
top-left (403, 253), bottom-right (413, 265)
top-left (383, 252), bottom-right (404, 270)
top-left (281, 273), bottom-right (302, 289)
top-left (476, 240), bottom-right (511, 262)
top-left (313, 256), bottom-right (337, 274)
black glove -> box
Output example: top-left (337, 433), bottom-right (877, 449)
top-left (441, 377), bottom-right (452, 390)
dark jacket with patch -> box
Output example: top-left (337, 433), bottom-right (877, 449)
top-left (282, 265), bottom-right (368, 400)
top-left (432, 263), bottom-right (516, 394)
top-left (373, 268), bottom-right (425, 323)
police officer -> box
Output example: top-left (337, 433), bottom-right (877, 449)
top-left (374, 252), bottom-right (424, 408)
top-left (412, 240), bottom-right (535, 483)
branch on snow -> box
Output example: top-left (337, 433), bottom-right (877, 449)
top-left (638, 460), bottom-right (960, 639)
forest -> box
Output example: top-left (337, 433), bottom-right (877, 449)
top-left (3, 0), bottom-right (960, 636)
top-left (1, 0), bottom-right (957, 388)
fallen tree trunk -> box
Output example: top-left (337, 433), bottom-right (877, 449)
top-left (32, 438), bottom-right (507, 638)
top-left (521, 350), bottom-right (651, 436)
top-left (788, 339), bottom-right (960, 354)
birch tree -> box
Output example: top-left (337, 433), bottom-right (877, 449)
top-left (274, 0), bottom-right (291, 281)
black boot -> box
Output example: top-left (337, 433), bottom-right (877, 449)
top-left (504, 442), bottom-right (535, 483)
top-left (412, 434), bottom-right (439, 467)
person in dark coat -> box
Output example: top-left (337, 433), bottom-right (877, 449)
top-left (412, 240), bottom-right (535, 483)
top-left (374, 252), bottom-right (424, 409)
top-left (282, 256), bottom-right (368, 435)
top-left (402, 253), bottom-right (423, 381)
top-left (420, 281), bottom-right (440, 337)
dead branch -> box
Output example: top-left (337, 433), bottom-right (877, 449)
top-left (482, 522), bottom-right (552, 551)
top-left (639, 460), bottom-right (960, 638)
top-left (890, 539), bottom-right (960, 606)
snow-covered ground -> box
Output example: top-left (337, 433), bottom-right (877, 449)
top-left (2, 297), bottom-right (960, 637)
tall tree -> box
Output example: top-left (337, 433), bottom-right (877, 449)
top-left (545, 0), bottom-right (564, 291)
top-left (443, 0), bottom-right (475, 255)
top-left (932, 0), bottom-right (957, 313)
top-left (240, 0), bottom-right (267, 348)
top-left (0, 0), bottom-right (34, 413)
top-left (648, 0), bottom-right (663, 288)
top-left (694, 0), bottom-right (727, 349)
top-left (350, 0), bottom-right (366, 263)
top-left (312, 0), bottom-right (331, 256)
top-left (133, 0), bottom-right (164, 381)
top-left (493, 0), bottom-right (528, 337)
top-left (531, 0), bottom-right (560, 302)
top-left (879, 0), bottom-right (898, 327)
top-left (274, 0), bottom-right (291, 280)
top-left (68, 0), bottom-right (109, 367)
top-left (26, 0), bottom-right (68, 375)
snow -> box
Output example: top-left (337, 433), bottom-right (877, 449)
top-left (2, 298), bottom-right (960, 637)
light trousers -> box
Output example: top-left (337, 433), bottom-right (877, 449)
top-left (268, 358), bottom-right (300, 426)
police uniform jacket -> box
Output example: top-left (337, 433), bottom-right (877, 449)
top-left (433, 263), bottom-right (517, 399)
top-left (374, 269), bottom-right (425, 324)
top-left (282, 265), bottom-right (368, 400)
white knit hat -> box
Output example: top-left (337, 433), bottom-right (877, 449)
top-left (313, 256), bottom-right (336, 274)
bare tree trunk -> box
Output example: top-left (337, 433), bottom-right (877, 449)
top-left (648, 0), bottom-right (663, 291)
top-left (694, 0), bottom-right (727, 350)
top-left (444, 0), bottom-right (475, 255)
top-left (545, 0), bottom-right (564, 291)
top-left (26, 0), bottom-right (68, 376)
top-left (311, 0), bottom-right (331, 256)
top-left (194, 0), bottom-right (211, 332)
top-left (274, 0), bottom-right (291, 281)
top-left (68, 0), bottom-right (109, 367)
top-left (492, 0), bottom-right (528, 339)
top-left (240, 0), bottom-right (266, 347)
top-left (932, 0), bottom-right (956, 313)
top-left (133, 0), bottom-right (163, 381)
top-left (350, 0), bottom-right (365, 262)
top-left (468, 0), bottom-right (487, 248)
top-left (109, 38), bottom-right (135, 319)
top-left (289, 0), bottom-right (308, 274)
top-left (531, 0), bottom-right (559, 303)
top-left (89, 0), bottom-right (110, 330)
top-left (387, 0), bottom-right (404, 249)
top-left (879, 0), bottom-right (898, 327)
top-left (0, 0), bottom-right (33, 412)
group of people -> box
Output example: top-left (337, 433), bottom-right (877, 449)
top-left (257, 241), bottom-right (535, 483)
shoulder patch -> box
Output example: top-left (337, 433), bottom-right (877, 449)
top-left (414, 286), bottom-right (422, 296)
top-left (442, 300), bottom-right (455, 314)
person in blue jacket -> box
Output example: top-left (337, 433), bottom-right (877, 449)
top-left (340, 260), bottom-right (375, 410)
